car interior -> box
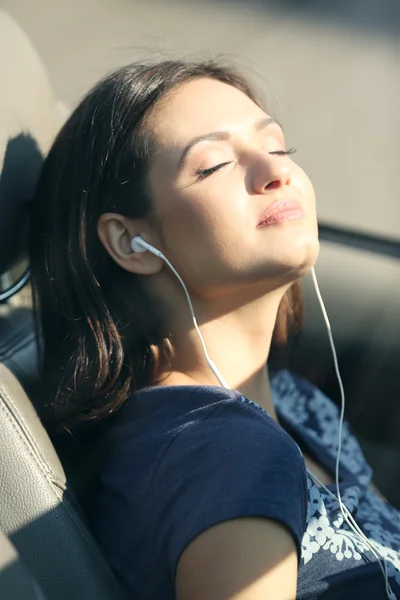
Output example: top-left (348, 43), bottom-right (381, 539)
top-left (0, 8), bottom-right (399, 599)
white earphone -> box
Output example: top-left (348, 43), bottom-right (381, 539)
top-left (130, 236), bottom-right (163, 257)
top-left (131, 235), bottom-right (397, 600)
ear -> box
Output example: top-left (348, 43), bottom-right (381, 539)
top-left (97, 213), bottom-right (163, 275)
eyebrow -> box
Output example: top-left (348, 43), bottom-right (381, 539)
top-left (176, 117), bottom-right (282, 173)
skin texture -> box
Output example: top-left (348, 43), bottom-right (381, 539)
top-left (97, 77), bottom-right (321, 599)
top-left (175, 518), bottom-right (299, 600)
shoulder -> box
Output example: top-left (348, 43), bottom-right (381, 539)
top-left (133, 383), bottom-right (306, 473)
top-left (101, 383), bottom-right (304, 484)
top-left (144, 387), bottom-right (308, 573)
top-left (148, 390), bottom-right (308, 531)
top-left (95, 383), bottom-right (308, 582)
top-left (113, 382), bottom-right (301, 453)
top-left (103, 382), bottom-right (308, 494)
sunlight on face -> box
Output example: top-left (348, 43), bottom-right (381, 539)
top-left (147, 77), bottom-right (319, 299)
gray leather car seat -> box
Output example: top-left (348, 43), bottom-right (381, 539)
top-left (0, 9), bottom-right (123, 600)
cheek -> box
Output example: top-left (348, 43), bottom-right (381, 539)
top-left (161, 187), bottom-right (233, 248)
top-left (157, 191), bottom-right (216, 260)
top-left (158, 186), bottom-right (245, 284)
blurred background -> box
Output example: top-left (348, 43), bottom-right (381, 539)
top-left (1, 0), bottom-right (399, 501)
top-left (2, 0), bottom-right (400, 238)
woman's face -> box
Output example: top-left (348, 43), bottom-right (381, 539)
top-left (146, 77), bottom-right (319, 300)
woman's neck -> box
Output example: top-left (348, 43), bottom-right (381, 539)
top-left (158, 287), bottom-right (285, 422)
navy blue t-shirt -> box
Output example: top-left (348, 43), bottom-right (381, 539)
top-left (91, 371), bottom-right (400, 599)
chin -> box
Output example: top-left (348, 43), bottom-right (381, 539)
top-left (267, 232), bottom-right (320, 286)
top-left (287, 235), bottom-right (320, 276)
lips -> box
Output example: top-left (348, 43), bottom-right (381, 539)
top-left (257, 199), bottom-right (304, 227)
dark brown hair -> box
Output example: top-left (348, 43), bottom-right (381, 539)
top-left (29, 59), bottom-right (302, 430)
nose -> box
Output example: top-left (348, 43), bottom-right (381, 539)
top-left (249, 151), bottom-right (292, 195)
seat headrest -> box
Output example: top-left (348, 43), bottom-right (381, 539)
top-left (0, 10), bottom-right (65, 277)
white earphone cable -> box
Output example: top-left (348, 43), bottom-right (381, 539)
top-left (159, 251), bottom-right (230, 389)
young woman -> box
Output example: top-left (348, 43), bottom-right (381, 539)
top-left (29, 60), bottom-right (400, 600)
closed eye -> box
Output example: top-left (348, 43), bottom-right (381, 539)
top-left (269, 148), bottom-right (297, 156)
top-left (195, 161), bottom-right (232, 179)
top-left (195, 148), bottom-right (296, 180)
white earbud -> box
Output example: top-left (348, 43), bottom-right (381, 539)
top-left (131, 236), bottom-right (163, 258)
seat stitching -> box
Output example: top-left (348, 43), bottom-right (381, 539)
top-left (0, 400), bottom-right (61, 495)
top-left (0, 382), bottom-right (56, 478)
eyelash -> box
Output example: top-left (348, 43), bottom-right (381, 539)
top-left (195, 148), bottom-right (297, 179)
top-left (196, 161), bottom-right (232, 178)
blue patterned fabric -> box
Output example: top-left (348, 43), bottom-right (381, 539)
top-left (272, 370), bottom-right (400, 599)
top-left (91, 372), bottom-right (400, 599)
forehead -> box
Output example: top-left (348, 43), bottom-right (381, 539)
top-left (148, 77), bottom-right (266, 147)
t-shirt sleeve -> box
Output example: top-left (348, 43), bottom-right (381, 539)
top-left (147, 397), bottom-right (307, 579)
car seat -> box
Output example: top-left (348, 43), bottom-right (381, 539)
top-left (0, 9), bottom-right (123, 600)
